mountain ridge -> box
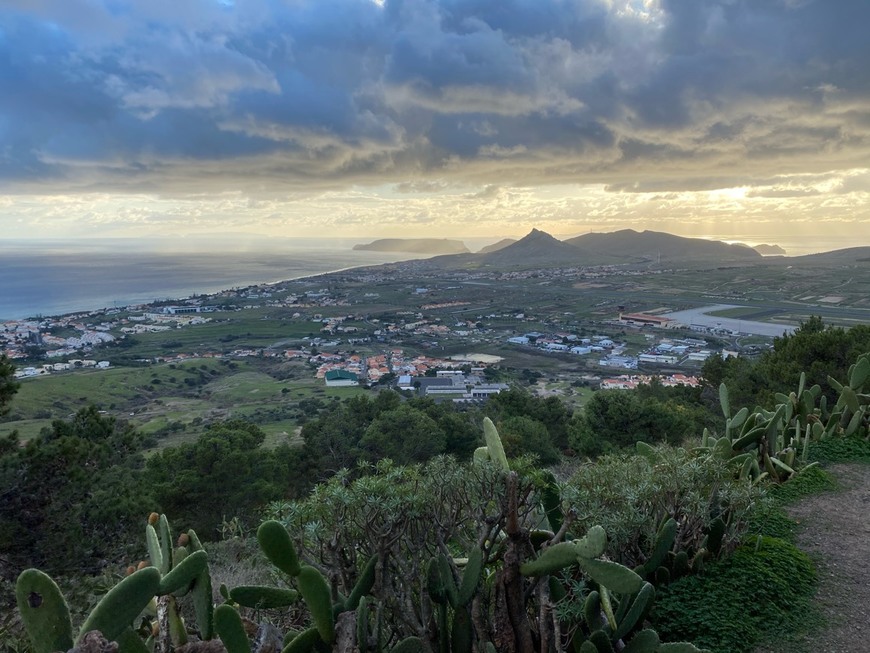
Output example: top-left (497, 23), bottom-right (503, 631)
top-left (564, 229), bottom-right (762, 262)
top-left (390, 228), bottom-right (866, 272)
top-left (477, 228), bottom-right (620, 267)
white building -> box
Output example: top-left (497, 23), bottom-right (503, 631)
top-left (638, 354), bottom-right (680, 365)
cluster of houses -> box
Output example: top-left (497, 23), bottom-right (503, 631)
top-left (120, 310), bottom-right (212, 334)
top-left (599, 341), bottom-right (718, 371)
top-left (637, 340), bottom-right (715, 365)
top-left (506, 327), bottom-right (722, 372)
top-left (1, 319), bottom-right (43, 359)
top-left (14, 359), bottom-right (111, 378)
top-left (2, 306), bottom-right (220, 364)
top-left (311, 348), bottom-right (478, 387)
top-left (507, 332), bottom-right (618, 354)
top-left (306, 347), bottom-right (509, 403)
top-left (2, 316), bottom-right (117, 361)
top-left (599, 373), bottom-right (700, 390)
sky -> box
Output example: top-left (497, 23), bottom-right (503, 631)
top-left (2, 0), bottom-right (870, 248)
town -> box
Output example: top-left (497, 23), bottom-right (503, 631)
top-left (4, 234), bottom-right (866, 447)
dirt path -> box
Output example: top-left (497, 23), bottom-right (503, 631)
top-left (779, 463), bottom-right (870, 652)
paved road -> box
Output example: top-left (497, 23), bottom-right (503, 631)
top-left (661, 304), bottom-right (796, 337)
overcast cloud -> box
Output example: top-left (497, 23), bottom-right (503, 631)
top-left (1, 0), bottom-right (869, 240)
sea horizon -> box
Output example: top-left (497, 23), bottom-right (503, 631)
top-left (0, 239), bottom-right (418, 322)
top-left (2, 233), bottom-right (863, 322)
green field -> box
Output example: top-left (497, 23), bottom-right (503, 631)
top-left (0, 357), bottom-right (363, 448)
top-left (113, 311), bottom-right (320, 359)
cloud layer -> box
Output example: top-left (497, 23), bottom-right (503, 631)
top-left (1, 0), bottom-right (869, 239)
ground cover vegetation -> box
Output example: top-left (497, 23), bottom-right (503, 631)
top-left (649, 463), bottom-right (846, 653)
top-left (1, 320), bottom-right (868, 652)
top-left (0, 358), bottom-right (335, 445)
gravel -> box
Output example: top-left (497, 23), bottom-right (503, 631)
top-left (772, 463), bottom-right (870, 653)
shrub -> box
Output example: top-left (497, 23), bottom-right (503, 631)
top-left (653, 536), bottom-right (818, 653)
top-left (561, 445), bottom-right (760, 569)
top-left (265, 456), bottom-right (545, 643)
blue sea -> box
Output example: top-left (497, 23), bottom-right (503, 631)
top-left (0, 238), bottom-right (417, 321)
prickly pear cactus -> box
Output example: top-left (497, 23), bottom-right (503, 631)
top-left (15, 569), bottom-right (74, 653)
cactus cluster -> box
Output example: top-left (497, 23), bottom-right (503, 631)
top-left (630, 515), bottom-right (723, 586)
top-left (473, 420), bottom-right (708, 652)
top-left (16, 566), bottom-right (163, 653)
top-left (815, 353), bottom-right (870, 440)
top-left (216, 519), bottom-right (390, 653)
top-left (705, 353), bottom-right (869, 485)
top-left (519, 524), bottom-right (708, 653)
top-left (424, 547), bottom-right (483, 653)
top-left (15, 512), bottom-right (214, 653)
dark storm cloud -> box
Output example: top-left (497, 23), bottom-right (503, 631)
top-left (2, 0), bottom-right (870, 194)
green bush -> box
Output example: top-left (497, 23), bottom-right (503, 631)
top-left (567, 389), bottom-right (709, 457)
top-left (653, 537), bottom-right (818, 653)
top-left (265, 456), bottom-right (547, 643)
top-left (0, 407), bottom-right (150, 573)
top-left (562, 445), bottom-right (759, 569)
top-left (146, 420), bottom-right (305, 538)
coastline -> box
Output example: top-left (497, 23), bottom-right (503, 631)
top-left (0, 247), bottom-right (414, 322)
top-left (4, 231), bottom-right (867, 322)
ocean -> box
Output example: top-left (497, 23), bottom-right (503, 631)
top-left (2, 233), bottom-right (863, 321)
top-left (0, 238), bottom-right (415, 321)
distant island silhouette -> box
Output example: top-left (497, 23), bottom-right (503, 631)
top-left (353, 238), bottom-right (470, 254)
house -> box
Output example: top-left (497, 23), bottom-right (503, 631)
top-left (324, 370), bottom-right (359, 387)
